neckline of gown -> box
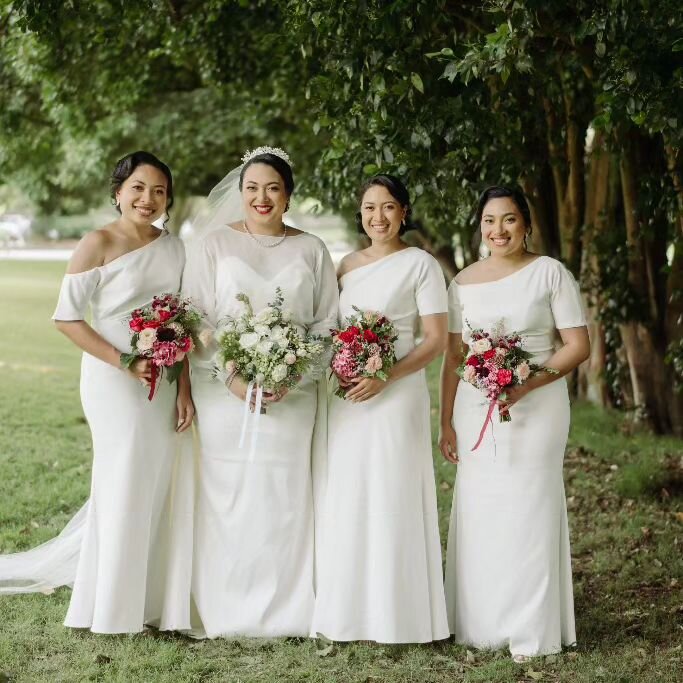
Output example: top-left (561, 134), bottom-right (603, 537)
top-left (98, 229), bottom-right (169, 270)
top-left (339, 246), bottom-right (418, 283)
top-left (456, 255), bottom-right (546, 288)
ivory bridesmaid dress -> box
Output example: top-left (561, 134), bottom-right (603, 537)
top-left (0, 230), bottom-right (192, 634)
top-left (311, 247), bottom-right (450, 643)
top-left (444, 255), bottom-right (585, 657)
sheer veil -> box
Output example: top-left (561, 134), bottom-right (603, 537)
top-left (0, 502), bottom-right (88, 594)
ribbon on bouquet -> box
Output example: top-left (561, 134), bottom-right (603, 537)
top-left (148, 364), bottom-right (160, 401)
top-left (471, 398), bottom-right (497, 452)
top-left (238, 381), bottom-right (264, 461)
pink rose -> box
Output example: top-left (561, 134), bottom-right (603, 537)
top-left (463, 365), bottom-right (476, 383)
top-left (497, 368), bottom-right (513, 386)
top-left (364, 354), bottom-right (383, 373)
top-left (515, 362), bottom-right (531, 382)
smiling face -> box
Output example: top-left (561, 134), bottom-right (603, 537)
top-left (359, 184), bottom-right (407, 245)
top-left (115, 164), bottom-right (168, 227)
top-left (241, 162), bottom-right (289, 226)
top-left (480, 196), bottom-right (528, 256)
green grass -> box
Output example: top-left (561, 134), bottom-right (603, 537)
top-left (1, 260), bottom-right (681, 682)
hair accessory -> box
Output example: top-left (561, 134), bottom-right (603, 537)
top-left (241, 147), bottom-right (292, 166)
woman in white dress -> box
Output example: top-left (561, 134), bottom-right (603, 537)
top-left (0, 151), bottom-right (193, 633)
top-left (439, 186), bottom-right (590, 660)
top-left (311, 174), bottom-right (450, 643)
top-left (181, 147), bottom-right (338, 638)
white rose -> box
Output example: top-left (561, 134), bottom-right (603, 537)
top-left (239, 332), bottom-right (260, 349)
top-left (224, 359), bottom-right (236, 373)
top-left (256, 340), bottom-right (274, 355)
top-left (272, 364), bottom-right (288, 383)
top-left (463, 365), bottom-right (477, 383)
top-left (296, 348), bottom-right (308, 357)
top-left (236, 321), bottom-right (247, 333)
top-left (471, 338), bottom-right (492, 354)
top-left (256, 307), bottom-right (276, 323)
top-left (282, 309), bottom-right (293, 322)
top-left (255, 372), bottom-right (266, 384)
top-left (284, 352), bottom-right (297, 365)
top-left (136, 328), bottom-right (157, 351)
top-left (199, 328), bottom-right (214, 348)
top-left (254, 323), bottom-right (271, 337)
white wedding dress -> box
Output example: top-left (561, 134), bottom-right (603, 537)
top-left (311, 247), bottom-right (450, 643)
top-left (444, 255), bottom-right (585, 656)
top-left (181, 226), bottom-right (338, 638)
top-left (0, 230), bottom-right (193, 633)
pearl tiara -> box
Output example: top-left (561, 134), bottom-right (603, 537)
top-left (241, 146), bottom-right (292, 165)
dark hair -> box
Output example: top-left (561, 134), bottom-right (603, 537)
top-left (472, 185), bottom-right (532, 252)
top-left (110, 150), bottom-right (174, 214)
top-left (355, 174), bottom-right (416, 235)
top-left (239, 153), bottom-right (295, 196)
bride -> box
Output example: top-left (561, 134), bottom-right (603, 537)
top-left (182, 147), bottom-right (338, 638)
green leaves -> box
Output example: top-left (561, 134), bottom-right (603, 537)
top-left (410, 72), bottom-right (424, 94)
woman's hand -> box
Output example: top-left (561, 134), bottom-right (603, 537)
top-left (438, 424), bottom-right (459, 464)
top-left (344, 376), bottom-right (389, 403)
top-left (497, 383), bottom-right (531, 415)
top-left (176, 389), bottom-right (195, 432)
top-left (127, 358), bottom-right (153, 386)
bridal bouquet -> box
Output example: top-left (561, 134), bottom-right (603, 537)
top-left (330, 308), bottom-right (399, 399)
top-left (215, 287), bottom-right (326, 394)
top-left (459, 320), bottom-right (556, 450)
top-left (120, 293), bottom-right (202, 400)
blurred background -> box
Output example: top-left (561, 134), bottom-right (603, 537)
top-left (1, 1), bottom-right (681, 435)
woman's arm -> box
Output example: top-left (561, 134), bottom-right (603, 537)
top-left (438, 332), bottom-right (464, 463)
top-left (344, 312), bottom-right (447, 402)
top-left (498, 326), bottom-right (590, 413)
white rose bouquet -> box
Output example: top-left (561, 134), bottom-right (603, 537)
top-left (215, 287), bottom-right (326, 395)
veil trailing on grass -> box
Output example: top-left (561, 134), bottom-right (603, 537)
top-left (0, 502), bottom-right (87, 594)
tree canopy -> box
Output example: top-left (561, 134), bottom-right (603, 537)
top-left (1, 0), bottom-right (682, 432)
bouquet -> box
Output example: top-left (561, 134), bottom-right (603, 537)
top-left (215, 287), bottom-right (326, 395)
top-left (120, 293), bottom-right (202, 400)
top-left (330, 308), bottom-right (398, 399)
top-left (459, 320), bottom-right (556, 450)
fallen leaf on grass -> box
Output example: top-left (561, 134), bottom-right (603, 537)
top-left (316, 642), bottom-right (334, 657)
top-left (673, 511), bottom-right (683, 523)
top-left (465, 649), bottom-right (476, 663)
top-left (526, 669), bottom-right (544, 680)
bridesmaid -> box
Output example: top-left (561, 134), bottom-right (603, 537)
top-left (0, 151), bottom-right (192, 633)
top-left (311, 174), bottom-right (450, 643)
top-left (439, 186), bottom-right (590, 660)
top-left (181, 148), bottom-right (338, 638)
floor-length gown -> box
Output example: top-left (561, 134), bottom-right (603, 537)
top-left (444, 255), bottom-right (585, 657)
top-left (182, 226), bottom-right (338, 638)
top-left (311, 247), bottom-right (450, 643)
top-left (0, 230), bottom-right (192, 634)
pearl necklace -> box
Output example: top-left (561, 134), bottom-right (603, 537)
top-left (242, 220), bottom-right (287, 248)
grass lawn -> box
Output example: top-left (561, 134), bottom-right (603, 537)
top-left (0, 260), bottom-right (681, 683)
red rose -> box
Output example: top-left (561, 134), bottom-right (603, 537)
top-left (363, 329), bottom-right (379, 343)
top-left (338, 326), bottom-right (361, 343)
top-left (483, 349), bottom-right (496, 360)
top-left (157, 309), bottom-right (173, 322)
top-left (497, 368), bottom-right (513, 386)
top-left (129, 317), bottom-right (145, 332)
top-left (178, 336), bottom-right (193, 353)
top-left (142, 320), bottom-right (162, 329)
top-left (466, 355), bottom-right (480, 367)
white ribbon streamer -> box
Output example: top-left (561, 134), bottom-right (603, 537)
top-left (238, 381), bottom-right (264, 461)
top-left (238, 381), bottom-right (255, 450)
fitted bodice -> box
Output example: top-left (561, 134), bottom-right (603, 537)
top-left (339, 248), bottom-right (447, 359)
top-left (448, 256), bottom-right (585, 364)
top-left (53, 231), bottom-right (186, 350)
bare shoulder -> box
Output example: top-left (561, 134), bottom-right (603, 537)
top-left (453, 260), bottom-right (487, 285)
top-left (337, 250), bottom-right (365, 279)
top-left (66, 226), bottom-right (114, 274)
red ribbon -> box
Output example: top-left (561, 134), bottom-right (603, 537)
top-left (471, 398), bottom-right (497, 452)
top-left (148, 364), bottom-right (159, 401)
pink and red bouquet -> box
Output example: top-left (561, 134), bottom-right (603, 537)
top-left (121, 293), bottom-right (203, 400)
top-left (459, 320), bottom-right (556, 450)
top-left (330, 307), bottom-right (398, 399)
